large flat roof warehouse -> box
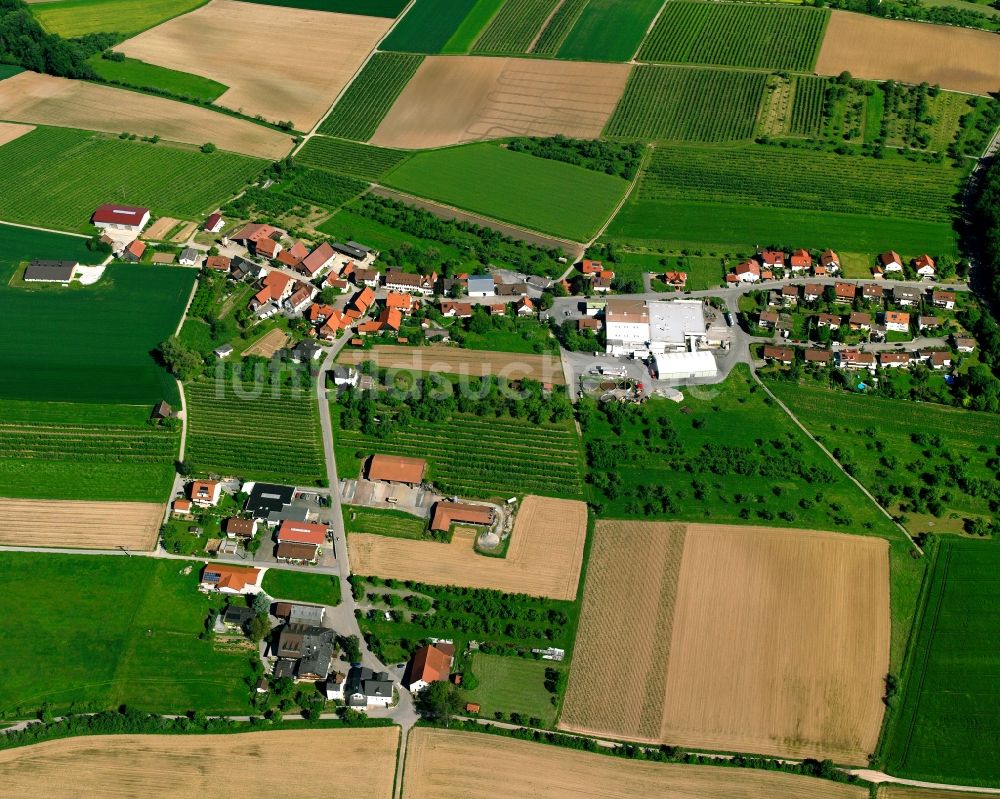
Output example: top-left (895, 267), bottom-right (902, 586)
top-left (649, 300), bottom-right (707, 348)
top-left (654, 350), bottom-right (718, 380)
top-left (23, 260), bottom-right (77, 283)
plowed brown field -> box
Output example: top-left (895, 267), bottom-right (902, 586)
top-left (560, 522), bottom-right (890, 764)
top-left (370, 56), bottom-right (631, 149)
top-left (0, 727), bottom-right (398, 799)
top-left (816, 11), bottom-right (1000, 95)
top-left (118, 0), bottom-right (391, 130)
top-left (0, 72), bottom-right (291, 158)
top-left (0, 122), bottom-right (34, 147)
top-left (0, 497), bottom-right (164, 550)
top-left (242, 328), bottom-right (289, 358)
top-left (338, 343), bottom-right (565, 384)
top-left (348, 495), bottom-right (587, 599)
top-left (142, 217), bottom-right (180, 240)
top-left (403, 728), bottom-right (868, 799)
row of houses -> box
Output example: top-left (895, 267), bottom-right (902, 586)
top-left (773, 282), bottom-right (956, 308)
top-left (763, 341), bottom-right (972, 372)
top-left (728, 248), bottom-right (939, 284)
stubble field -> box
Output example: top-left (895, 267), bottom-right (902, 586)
top-left (117, 0), bottom-right (392, 129)
top-left (815, 11), bottom-right (1000, 95)
top-left (338, 343), bottom-right (565, 383)
top-left (370, 55), bottom-right (630, 148)
top-left (0, 728), bottom-right (398, 799)
top-left (349, 495), bottom-right (587, 599)
top-left (0, 498), bottom-right (164, 550)
top-left (561, 521), bottom-right (890, 763)
top-left (402, 728), bottom-right (868, 799)
top-left (0, 122), bottom-right (34, 147)
top-left (0, 72), bottom-right (290, 158)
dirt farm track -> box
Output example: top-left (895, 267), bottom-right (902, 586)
top-left (338, 344), bottom-right (566, 384)
top-left (0, 72), bottom-right (291, 159)
top-left (348, 495), bottom-right (587, 599)
top-left (402, 728), bottom-right (868, 799)
top-left (815, 11), bottom-right (1000, 95)
top-left (0, 498), bottom-right (164, 550)
top-left (560, 522), bottom-right (890, 764)
top-left (0, 727), bottom-right (399, 799)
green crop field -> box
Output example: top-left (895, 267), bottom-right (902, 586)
top-left (332, 405), bottom-right (585, 499)
top-left (238, 0), bottom-right (408, 13)
top-left (635, 145), bottom-right (960, 222)
top-left (555, 0), bottom-right (664, 62)
top-left (300, 137), bottom-right (410, 181)
top-left (32, 0), bottom-right (206, 37)
top-left (0, 65), bottom-right (23, 81)
top-left (0, 553), bottom-right (252, 716)
top-left (282, 167), bottom-right (368, 210)
top-left (382, 143), bottom-right (629, 241)
top-left (606, 198), bottom-right (958, 256)
top-left (460, 653), bottom-right (561, 723)
top-left (766, 381), bottom-right (1000, 535)
top-left (87, 54), bottom-right (227, 102)
top-left (638, 1), bottom-right (829, 72)
top-left (884, 539), bottom-right (1000, 786)
top-left (261, 570), bottom-right (341, 605)
top-left (318, 53), bottom-right (424, 141)
top-left (185, 379), bottom-right (326, 486)
top-left (471, 0), bottom-right (559, 53)
top-left (443, 0), bottom-right (506, 52)
top-left (0, 248), bottom-right (194, 405)
top-left (605, 65), bottom-right (766, 142)
top-left (789, 75), bottom-right (827, 136)
top-left (531, 0), bottom-right (586, 54)
top-left (382, 0), bottom-right (482, 53)
top-left (581, 364), bottom-right (896, 536)
top-left (344, 506), bottom-right (428, 539)
top-left (0, 400), bottom-right (179, 502)
top-left (0, 127), bottom-right (263, 233)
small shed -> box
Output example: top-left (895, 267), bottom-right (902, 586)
top-left (152, 400), bottom-right (174, 419)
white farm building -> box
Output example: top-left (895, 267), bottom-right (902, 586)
top-left (605, 299), bottom-right (707, 357)
top-left (653, 350), bottom-right (718, 380)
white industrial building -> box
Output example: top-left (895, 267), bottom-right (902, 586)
top-left (653, 350), bottom-right (718, 380)
top-left (605, 299), bottom-right (707, 357)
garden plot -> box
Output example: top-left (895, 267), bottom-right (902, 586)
top-left (349, 495), bottom-right (587, 599)
top-left (0, 72), bottom-right (290, 158)
top-left (370, 55), bottom-right (630, 148)
top-left (816, 11), bottom-right (1000, 95)
top-left (0, 728), bottom-right (398, 799)
top-left (0, 498), bottom-right (163, 550)
top-left (561, 521), bottom-right (890, 763)
top-left (117, 0), bottom-right (392, 130)
top-left (338, 343), bottom-right (565, 383)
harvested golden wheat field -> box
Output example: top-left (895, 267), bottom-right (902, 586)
top-left (0, 121), bottom-right (34, 147)
top-left (560, 521), bottom-right (688, 741)
top-left (0, 72), bottom-right (290, 158)
top-left (348, 495), bottom-right (587, 599)
top-left (561, 522), bottom-right (890, 764)
top-left (338, 343), bottom-right (566, 384)
top-left (242, 328), bottom-right (290, 358)
top-left (370, 56), bottom-right (631, 149)
top-left (403, 728), bottom-right (868, 799)
top-left (118, 0), bottom-right (391, 130)
top-left (0, 727), bottom-right (398, 799)
top-left (816, 11), bottom-right (1000, 95)
top-left (0, 498), bottom-right (164, 550)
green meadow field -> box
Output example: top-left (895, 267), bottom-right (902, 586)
top-left (443, 0), bottom-right (505, 52)
top-left (460, 653), bottom-right (562, 723)
top-left (382, 0), bottom-right (482, 53)
top-left (0, 225), bottom-right (192, 405)
top-left (87, 54), bottom-right (228, 102)
top-left (555, 0), bottom-right (664, 61)
top-left (884, 539), bottom-right (1000, 787)
top-left (261, 571), bottom-right (341, 605)
top-left (0, 554), bottom-right (252, 716)
top-left (382, 143), bottom-right (629, 241)
top-left (0, 127), bottom-right (263, 233)
top-left (32, 0), bottom-right (207, 37)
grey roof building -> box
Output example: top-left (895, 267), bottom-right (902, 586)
top-left (333, 242), bottom-right (368, 261)
top-left (345, 666), bottom-right (394, 707)
top-left (245, 483), bottom-right (294, 518)
top-left (24, 260), bottom-right (77, 283)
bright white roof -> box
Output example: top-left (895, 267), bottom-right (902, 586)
top-left (654, 350), bottom-right (717, 378)
top-left (648, 300), bottom-right (705, 345)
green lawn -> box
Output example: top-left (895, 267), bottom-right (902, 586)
top-left (261, 570), bottom-right (341, 605)
top-left (460, 653), bottom-right (561, 723)
top-left (883, 539), bottom-right (1000, 786)
top-left (382, 143), bottom-right (629, 241)
top-left (0, 554), bottom-right (253, 716)
top-left (88, 54), bottom-right (227, 102)
top-left (555, 0), bottom-right (664, 61)
top-left (0, 127), bottom-right (263, 234)
top-left (344, 506), bottom-right (428, 539)
top-left (32, 0), bottom-right (207, 37)
top-left (382, 0), bottom-right (482, 53)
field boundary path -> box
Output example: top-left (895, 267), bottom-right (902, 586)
top-left (0, 219), bottom-right (90, 239)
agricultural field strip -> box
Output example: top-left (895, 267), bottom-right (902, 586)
top-left (530, 0), bottom-right (588, 55)
top-left (0, 499), bottom-right (164, 551)
top-left (297, 136), bottom-right (410, 181)
top-left (472, 0), bottom-right (560, 53)
top-left (638, 1), bottom-right (829, 72)
top-left (639, 145), bottom-right (957, 221)
top-left (790, 75), bottom-right (827, 136)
